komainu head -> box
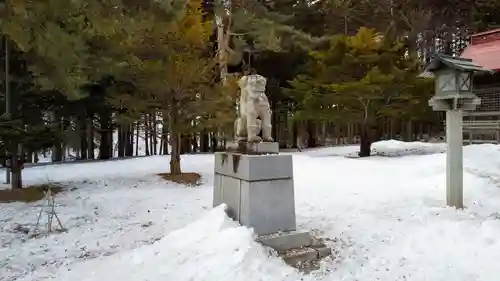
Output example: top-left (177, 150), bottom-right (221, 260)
top-left (238, 74), bottom-right (267, 94)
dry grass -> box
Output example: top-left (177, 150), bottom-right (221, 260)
top-left (0, 183), bottom-right (64, 203)
top-left (158, 172), bottom-right (202, 186)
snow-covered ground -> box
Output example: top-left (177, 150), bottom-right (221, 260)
top-left (3, 140), bottom-right (500, 281)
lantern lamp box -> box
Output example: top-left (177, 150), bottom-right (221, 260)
top-left (423, 54), bottom-right (493, 111)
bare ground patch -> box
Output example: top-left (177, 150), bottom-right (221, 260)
top-left (0, 183), bottom-right (64, 203)
top-left (158, 172), bottom-right (201, 186)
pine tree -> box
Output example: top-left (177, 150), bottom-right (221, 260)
top-left (103, 0), bottom-right (224, 174)
top-left (289, 27), bottom-right (428, 156)
top-left (473, 0), bottom-right (500, 32)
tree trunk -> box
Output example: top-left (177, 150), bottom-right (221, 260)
top-left (306, 121), bottom-right (317, 147)
top-left (25, 150), bottom-right (33, 164)
top-left (292, 120), bottom-right (298, 148)
top-left (149, 114), bottom-right (154, 155)
top-left (170, 134), bottom-right (181, 174)
top-left (200, 130), bottom-right (209, 152)
top-left (161, 113), bottom-right (169, 155)
top-left (152, 114), bottom-right (158, 155)
top-left (1, 147), bottom-right (6, 168)
top-left (211, 132), bottom-right (217, 152)
top-left (125, 124), bottom-right (134, 156)
top-left (87, 114), bottom-right (95, 159)
top-left (406, 120), bottom-right (413, 141)
top-left (52, 112), bottom-right (63, 162)
top-left (135, 121), bottom-right (140, 156)
top-left (389, 119), bottom-right (394, 139)
top-left (79, 113), bottom-right (88, 160)
top-left (281, 112), bottom-right (288, 148)
top-left (118, 125), bottom-right (125, 157)
top-left (192, 135), bottom-right (198, 153)
top-left (321, 121), bottom-right (327, 146)
top-left (271, 106), bottom-right (279, 141)
top-left (61, 117), bottom-right (70, 161)
top-left (180, 134), bottom-right (191, 154)
top-left (169, 110), bottom-right (181, 175)
top-left (52, 147), bottom-right (60, 163)
top-left (215, 6), bottom-right (229, 84)
top-left (359, 124), bottom-right (372, 157)
top-left (347, 123), bottom-right (353, 144)
top-left (98, 111), bottom-right (112, 160)
top-left (162, 118), bottom-right (169, 155)
top-left (11, 143), bottom-right (22, 189)
top-left (145, 115), bottom-right (150, 156)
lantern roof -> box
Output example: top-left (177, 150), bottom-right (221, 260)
top-left (423, 54), bottom-right (493, 73)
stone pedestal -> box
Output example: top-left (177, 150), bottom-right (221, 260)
top-left (213, 148), bottom-right (296, 235)
top-left (213, 142), bottom-right (332, 271)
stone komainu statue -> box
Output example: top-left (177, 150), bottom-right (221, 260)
top-left (235, 74), bottom-right (274, 143)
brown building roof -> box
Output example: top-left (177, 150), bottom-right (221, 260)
top-left (461, 28), bottom-right (500, 71)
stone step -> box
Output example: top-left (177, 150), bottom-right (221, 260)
top-left (316, 246), bottom-right (332, 259)
top-left (281, 247), bottom-right (318, 267)
top-left (280, 245), bottom-right (332, 273)
top-left (258, 230), bottom-right (312, 253)
top-left (257, 230), bottom-right (332, 273)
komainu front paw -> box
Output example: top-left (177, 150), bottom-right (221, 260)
top-left (248, 136), bottom-right (262, 143)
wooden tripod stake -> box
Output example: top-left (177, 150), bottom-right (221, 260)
top-left (34, 186), bottom-right (65, 236)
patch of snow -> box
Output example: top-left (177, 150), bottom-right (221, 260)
top-left (20, 205), bottom-right (300, 281)
top-left (371, 140), bottom-right (447, 157)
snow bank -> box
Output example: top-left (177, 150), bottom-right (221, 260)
top-left (307, 140), bottom-right (446, 158)
top-left (371, 140), bottom-right (446, 157)
top-left (24, 205), bottom-right (300, 281)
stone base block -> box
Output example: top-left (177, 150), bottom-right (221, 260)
top-left (226, 141), bottom-right (279, 154)
top-left (213, 152), bottom-right (296, 235)
top-left (240, 178), bottom-right (296, 235)
top-left (247, 142), bottom-right (279, 154)
top-left (214, 152), bottom-right (292, 181)
top-left (213, 174), bottom-right (296, 235)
